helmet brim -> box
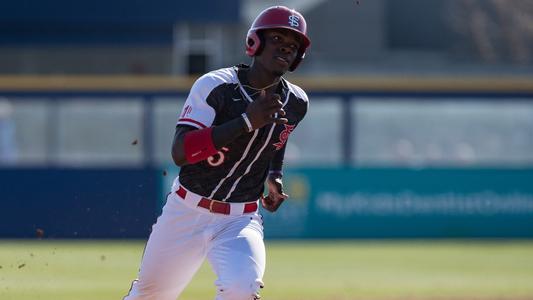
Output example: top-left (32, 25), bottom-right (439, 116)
top-left (250, 25), bottom-right (311, 49)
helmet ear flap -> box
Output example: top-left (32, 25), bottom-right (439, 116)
top-left (245, 31), bottom-right (262, 56)
top-left (289, 51), bottom-right (305, 72)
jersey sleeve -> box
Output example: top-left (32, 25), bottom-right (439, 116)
top-left (287, 81), bottom-right (309, 122)
top-left (176, 74), bottom-right (220, 129)
top-left (269, 143), bottom-right (286, 175)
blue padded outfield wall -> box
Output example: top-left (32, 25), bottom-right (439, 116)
top-left (0, 168), bottom-right (159, 238)
top-left (1, 167), bottom-right (532, 238)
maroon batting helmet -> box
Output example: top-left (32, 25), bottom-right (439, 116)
top-left (246, 6), bottom-right (311, 71)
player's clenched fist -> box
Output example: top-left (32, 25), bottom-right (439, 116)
top-left (261, 175), bottom-right (289, 212)
top-left (245, 90), bottom-right (288, 131)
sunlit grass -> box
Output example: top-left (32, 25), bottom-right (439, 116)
top-left (0, 240), bottom-right (532, 300)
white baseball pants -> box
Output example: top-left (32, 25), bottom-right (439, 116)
top-left (124, 191), bottom-right (265, 300)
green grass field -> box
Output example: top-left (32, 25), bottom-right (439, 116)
top-left (1, 240), bottom-right (532, 300)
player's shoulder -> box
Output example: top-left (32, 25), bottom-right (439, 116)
top-left (191, 67), bottom-right (238, 93)
top-left (284, 79), bottom-right (309, 103)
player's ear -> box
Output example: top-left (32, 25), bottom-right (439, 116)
top-left (254, 30), bottom-right (265, 56)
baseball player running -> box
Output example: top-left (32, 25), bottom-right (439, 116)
top-left (124, 6), bottom-right (311, 300)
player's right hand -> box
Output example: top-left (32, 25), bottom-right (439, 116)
top-left (245, 90), bottom-right (288, 130)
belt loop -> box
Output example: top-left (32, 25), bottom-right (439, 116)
top-left (209, 200), bottom-right (215, 213)
top-left (176, 186), bottom-right (187, 199)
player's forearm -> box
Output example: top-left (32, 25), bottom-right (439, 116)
top-left (269, 143), bottom-right (286, 177)
top-left (171, 117), bottom-right (248, 167)
top-left (212, 116), bottom-right (248, 149)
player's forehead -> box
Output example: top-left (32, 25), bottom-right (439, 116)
top-left (262, 28), bottom-right (302, 44)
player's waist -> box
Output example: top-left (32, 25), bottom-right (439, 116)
top-left (175, 185), bottom-right (258, 216)
top-left (176, 173), bottom-right (266, 203)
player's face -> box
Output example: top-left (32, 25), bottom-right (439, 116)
top-left (257, 29), bottom-right (302, 76)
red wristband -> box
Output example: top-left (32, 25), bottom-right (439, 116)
top-left (183, 128), bottom-right (218, 164)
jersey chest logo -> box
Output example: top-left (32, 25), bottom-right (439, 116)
top-left (273, 124), bottom-right (295, 150)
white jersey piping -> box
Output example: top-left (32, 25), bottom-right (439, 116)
top-left (222, 123), bottom-right (276, 201)
top-left (221, 90), bottom-right (291, 201)
top-left (207, 69), bottom-right (292, 201)
top-left (208, 129), bottom-right (259, 200)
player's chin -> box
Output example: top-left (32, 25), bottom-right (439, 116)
top-left (271, 65), bottom-right (289, 76)
top-left (272, 69), bottom-right (286, 77)
top-left (274, 62), bottom-right (290, 75)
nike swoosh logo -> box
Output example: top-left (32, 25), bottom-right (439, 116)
top-left (232, 98), bottom-right (241, 101)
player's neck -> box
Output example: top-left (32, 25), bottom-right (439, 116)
top-left (246, 65), bottom-right (281, 92)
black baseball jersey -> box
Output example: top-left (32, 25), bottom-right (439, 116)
top-left (175, 65), bottom-right (308, 203)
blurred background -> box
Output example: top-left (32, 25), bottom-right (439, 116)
top-left (1, 0), bottom-right (533, 239)
top-left (1, 1), bottom-right (533, 299)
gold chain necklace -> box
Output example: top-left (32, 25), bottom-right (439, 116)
top-left (239, 79), bottom-right (281, 97)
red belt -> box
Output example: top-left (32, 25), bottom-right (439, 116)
top-left (176, 186), bottom-right (258, 215)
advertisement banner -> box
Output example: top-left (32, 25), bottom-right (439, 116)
top-left (261, 168), bottom-right (533, 238)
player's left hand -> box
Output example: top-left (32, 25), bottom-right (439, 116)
top-left (261, 175), bottom-right (289, 212)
